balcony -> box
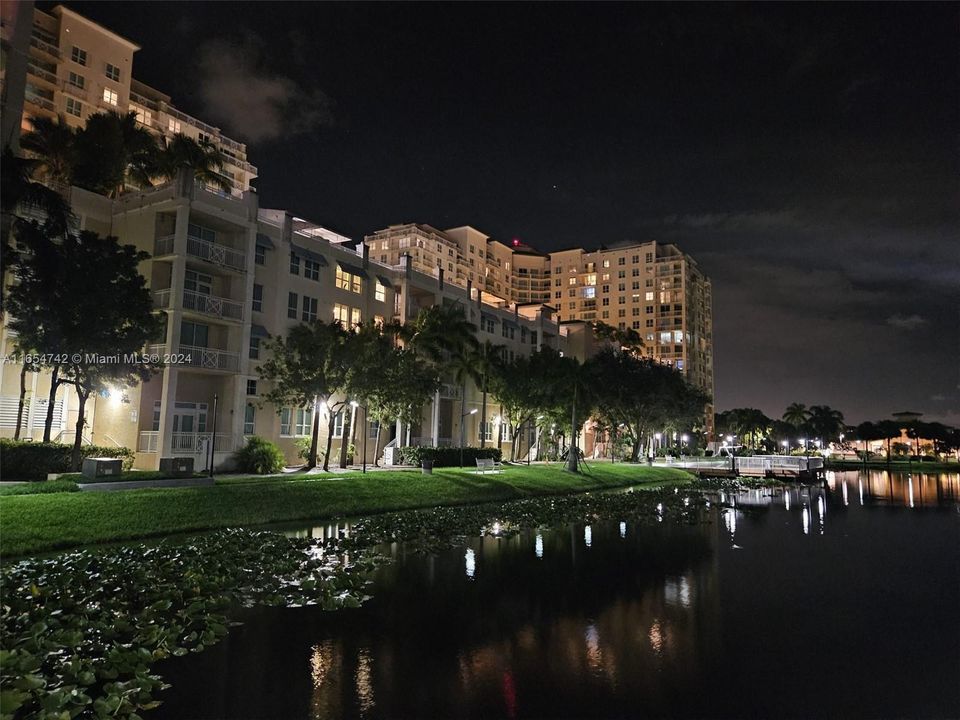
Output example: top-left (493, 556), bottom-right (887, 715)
top-left (154, 234), bottom-right (247, 273)
top-left (29, 36), bottom-right (61, 58)
top-left (147, 343), bottom-right (240, 373)
top-left (27, 64), bottom-right (58, 86)
top-left (24, 91), bottom-right (55, 113)
top-left (62, 81), bottom-right (88, 101)
top-left (154, 288), bottom-right (244, 322)
top-left (138, 430), bottom-right (236, 454)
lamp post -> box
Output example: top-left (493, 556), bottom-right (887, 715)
top-left (459, 408), bottom-right (478, 468)
top-left (681, 433), bottom-right (689, 457)
top-left (350, 401), bottom-right (367, 474)
top-left (781, 439), bottom-right (789, 456)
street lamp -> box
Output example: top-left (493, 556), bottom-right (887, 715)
top-left (350, 401), bottom-right (366, 474)
top-left (781, 439), bottom-right (789, 455)
top-left (459, 408), bottom-right (478, 467)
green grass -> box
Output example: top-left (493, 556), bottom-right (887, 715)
top-left (0, 464), bottom-right (691, 557)
top-left (0, 479), bottom-right (80, 496)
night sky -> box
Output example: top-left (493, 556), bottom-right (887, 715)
top-left (54, 2), bottom-right (959, 425)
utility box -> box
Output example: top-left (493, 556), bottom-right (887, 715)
top-left (82, 457), bottom-right (122, 479)
top-left (159, 457), bottom-right (195, 477)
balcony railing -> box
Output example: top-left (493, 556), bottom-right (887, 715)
top-left (27, 64), bottom-right (58, 85)
top-left (145, 343), bottom-right (239, 372)
top-left (153, 234), bottom-right (247, 273)
top-left (154, 288), bottom-right (244, 321)
top-left (62, 81), bottom-right (88, 101)
top-left (179, 344), bottom-right (240, 372)
top-left (138, 430), bottom-right (236, 454)
top-left (29, 36), bottom-right (61, 58)
top-left (24, 92), bottom-right (55, 112)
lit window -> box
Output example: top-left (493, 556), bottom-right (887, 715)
top-left (375, 282), bottom-right (386, 302)
top-left (333, 303), bottom-right (349, 325)
top-left (568, 277), bottom-right (577, 285)
top-left (105, 63), bottom-right (120, 82)
top-left (646, 292), bottom-right (654, 301)
top-left (102, 88), bottom-right (118, 106)
top-left (351, 307), bottom-right (362, 327)
top-left (335, 266), bottom-right (350, 290)
top-left (71, 46), bottom-right (87, 66)
top-left (65, 98), bottom-right (82, 118)
top-left (168, 118), bottom-right (181, 134)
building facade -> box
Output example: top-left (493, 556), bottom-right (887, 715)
top-left (1, 3), bottom-right (257, 194)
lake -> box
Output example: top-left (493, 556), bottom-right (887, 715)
top-left (153, 470), bottom-right (960, 719)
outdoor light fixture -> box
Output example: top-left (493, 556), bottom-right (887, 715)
top-left (349, 401), bottom-right (367, 473)
top-left (459, 408), bottom-right (479, 467)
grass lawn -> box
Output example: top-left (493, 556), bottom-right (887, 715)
top-left (0, 463), bottom-right (692, 557)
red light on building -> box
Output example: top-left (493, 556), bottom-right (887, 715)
top-left (512, 238), bottom-right (520, 247)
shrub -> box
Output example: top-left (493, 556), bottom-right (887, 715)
top-left (395, 446), bottom-right (502, 468)
top-left (0, 440), bottom-right (135, 480)
top-left (235, 436), bottom-right (285, 475)
top-left (0, 479), bottom-right (79, 496)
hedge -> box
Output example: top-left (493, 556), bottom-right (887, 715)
top-left (0, 440), bottom-right (135, 480)
top-left (395, 446), bottom-right (502, 468)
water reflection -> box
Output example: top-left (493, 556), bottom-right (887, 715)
top-left (155, 470), bottom-right (960, 720)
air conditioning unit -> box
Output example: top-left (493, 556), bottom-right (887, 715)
top-left (81, 457), bottom-right (123, 479)
top-left (159, 457), bottom-right (195, 477)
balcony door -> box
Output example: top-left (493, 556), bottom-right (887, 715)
top-left (185, 270), bottom-right (213, 296)
top-left (179, 320), bottom-right (209, 349)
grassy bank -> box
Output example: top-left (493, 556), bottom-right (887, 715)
top-left (825, 459), bottom-right (959, 473)
top-left (0, 463), bottom-right (692, 557)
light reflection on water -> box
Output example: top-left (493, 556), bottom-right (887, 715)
top-left (154, 470), bottom-right (960, 720)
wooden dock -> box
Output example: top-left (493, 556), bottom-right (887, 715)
top-left (657, 456), bottom-right (825, 480)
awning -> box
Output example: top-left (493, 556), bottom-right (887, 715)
top-left (250, 324), bottom-right (270, 338)
top-left (291, 243), bottom-right (329, 266)
top-left (337, 260), bottom-right (368, 278)
top-left (376, 275), bottom-right (393, 288)
top-left (255, 233), bottom-right (275, 249)
top-left (480, 311), bottom-right (501, 324)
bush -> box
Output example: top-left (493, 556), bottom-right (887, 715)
top-left (0, 440), bottom-right (135, 480)
top-left (0, 479), bottom-right (79, 496)
top-left (395, 446), bottom-right (502, 468)
top-left (235, 436), bottom-right (285, 475)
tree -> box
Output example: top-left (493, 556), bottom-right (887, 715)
top-left (489, 349), bottom-right (565, 461)
top-left (782, 402), bottom-right (810, 433)
top-left (72, 111), bottom-right (159, 197)
top-left (592, 349), bottom-right (709, 462)
top-left (7, 229), bottom-right (161, 468)
top-left (807, 405), bottom-right (845, 444)
top-left (715, 408), bottom-right (772, 449)
top-left (258, 320), bottom-right (352, 471)
top-left (875, 420), bottom-right (903, 462)
top-left (18, 115), bottom-right (76, 189)
top-left (400, 301), bottom-right (478, 444)
top-left (1, 145), bottom-right (73, 317)
top-left (471, 340), bottom-right (504, 449)
top-left (157, 134), bottom-right (232, 193)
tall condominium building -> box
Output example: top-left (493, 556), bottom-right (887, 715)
top-left (0, 177), bottom-right (573, 467)
top-left (366, 229), bottom-right (715, 408)
top-left (1, 3), bottom-right (257, 195)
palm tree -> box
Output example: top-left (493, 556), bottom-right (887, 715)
top-left (71, 111), bottom-right (159, 197)
top-left (782, 403), bottom-right (810, 432)
top-left (18, 115), bottom-right (76, 190)
top-left (471, 340), bottom-right (505, 448)
top-left (400, 302), bottom-right (479, 444)
top-left (807, 405), bottom-right (845, 444)
top-left (157, 133), bottom-right (232, 193)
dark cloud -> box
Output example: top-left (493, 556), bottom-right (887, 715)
top-left (196, 35), bottom-right (334, 143)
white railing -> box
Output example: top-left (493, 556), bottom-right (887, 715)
top-left (27, 64), bottom-right (58, 85)
top-left (186, 235), bottom-right (246, 272)
top-left (659, 455), bottom-right (825, 473)
top-left (154, 289), bottom-right (244, 321)
top-left (178, 345), bottom-right (240, 372)
top-left (29, 36), bottom-right (61, 58)
top-left (139, 431), bottom-right (235, 454)
top-left (152, 234), bottom-right (247, 272)
top-left (439, 383), bottom-right (461, 399)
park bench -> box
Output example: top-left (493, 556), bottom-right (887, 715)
top-left (475, 457), bottom-right (503, 474)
